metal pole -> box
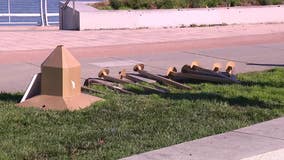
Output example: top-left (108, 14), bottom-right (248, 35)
top-left (7, 0), bottom-right (11, 24)
top-left (73, 0), bottom-right (75, 28)
top-left (44, 0), bottom-right (49, 25)
top-left (40, 0), bottom-right (45, 26)
top-left (59, 1), bottom-right (63, 29)
top-left (133, 64), bottom-right (192, 90)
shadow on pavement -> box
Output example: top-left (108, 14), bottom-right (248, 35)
top-left (246, 63), bottom-right (284, 67)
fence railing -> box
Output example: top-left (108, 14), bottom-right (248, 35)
top-left (0, 0), bottom-right (59, 26)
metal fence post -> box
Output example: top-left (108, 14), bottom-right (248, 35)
top-left (7, 0), bottom-right (11, 24)
top-left (40, 0), bottom-right (45, 26)
top-left (44, 0), bottom-right (49, 26)
top-left (59, 2), bottom-right (63, 29)
top-left (73, 0), bottom-right (76, 28)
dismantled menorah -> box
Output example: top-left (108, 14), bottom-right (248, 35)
top-left (84, 61), bottom-right (238, 95)
top-left (18, 45), bottom-right (103, 111)
top-left (18, 45), bottom-right (239, 111)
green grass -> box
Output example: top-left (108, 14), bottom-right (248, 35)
top-left (0, 68), bottom-right (284, 159)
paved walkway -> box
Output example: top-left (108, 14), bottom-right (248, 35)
top-left (122, 117), bottom-right (284, 160)
top-left (1, 23), bottom-right (284, 51)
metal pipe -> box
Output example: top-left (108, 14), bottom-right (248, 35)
top-left (84, 78), bottom-right (133, 94)
top-left (0, 13), bottom-right (41, 17)
top-left (102, 75), bottom-right (129, 84)
top-left (225, 61), bottom-right (235, 75)
top-left (119, 69), bottom-right (145, 83)
top-left (133, 64), bottom-right (192, 90)
top-left (40, 0), bottom-right (45, 26)
top-left (120, 70), bottom-right (170, 93)
top-left (44, 0), bottom-right (49, 26)
top-left (170, 70), bottom-right (236, 83)
top-left (0, 22), bottom-right (38, 25)
top-left (72, 0), bottom-right (76, 28)
top-left (168, 67), bottom-right (239, 83)
top-left (181, 64), bottom-right (233, 80)
top-left (98, 69), bottom-right (129, 84)
top-left (7, 0), bottom-right (11, 23)
top-left (100, 69), bottom-right (168, 93)
top-left (60, 2), bottom-right (63, 29)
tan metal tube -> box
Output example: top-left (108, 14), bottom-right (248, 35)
top-left (133, 64), bottom-right (192, 90)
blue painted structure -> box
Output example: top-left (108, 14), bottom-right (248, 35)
top-left (0, 0), bottom-right (100, 25)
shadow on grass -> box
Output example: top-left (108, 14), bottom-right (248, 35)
top-left (238, 68), bottom-right (284, 88)
top-left (177, 77), bottom-right (283, 88)
top-left (0, 93), bottom-right (22, 103)
top-left (162, 92), bottom-right (282, 109)
top-left (176, 77), bottom-right (282, 88)
top-left (240, 80), bottom-right (284, 88)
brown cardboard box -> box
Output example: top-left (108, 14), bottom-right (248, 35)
top-left (18, 45), bottom-right (102, 111)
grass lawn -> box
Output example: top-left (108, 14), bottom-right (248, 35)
top-left (0, 68), bottom-right (283, 159)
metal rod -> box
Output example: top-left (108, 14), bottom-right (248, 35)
top-left (185, 62), bottom-right (227, 78)
top-left (119, 69), bottom-right (144, 83)
top-left (181, 64), bottom-right (234, 80)
top-left (133, 64), bottom-right (192, 90)
top-left (225, 61), bottom-right (235, 75)
top-left (170, 71), bottom-right (236, 83)
top-left (119, 69), bottom-right (170, 93)
top-left (0, 13), bottom-right (41, 17)
top-left (119, 70), bottom-right (170, 93)
top-left (0, 22), bottom-right (38, 24)
top-left (84, 78), bottom-right (133, 94)
top-left (40, 0), bottom-right (45, 26)
top-left (102, 75), bottom-right (129, 84)
top-left (100, 69), bottom-right (168, 94)
top-left (168, 67), bottom-right (239, 83)
top-left (44, 0), bottom-right (49, 26)
top-left (7, 0), bottom-right (11, 23)
top-left (72, 0), bottom-right (76, 28)
top-left (60, 1), bottom-right (64, 29)
top-left (98, 69), bottom-right (129, 84)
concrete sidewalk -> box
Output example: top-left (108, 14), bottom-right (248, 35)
top-left (1, 23), bottom-right (284, 51)
top-left (121, 117), bottom-right (284, 160)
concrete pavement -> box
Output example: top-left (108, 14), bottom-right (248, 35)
top-left (122, 117), bottom-right (284, 160)
top-left (1, 23), bottom-right (284, 51)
